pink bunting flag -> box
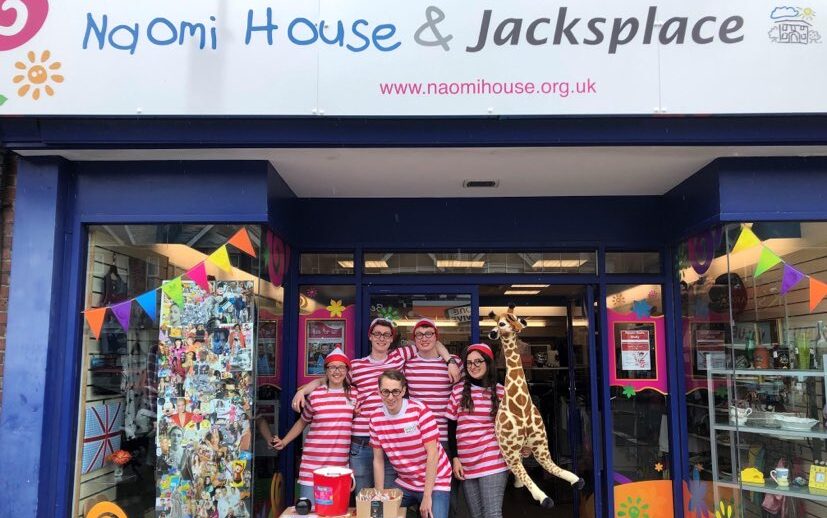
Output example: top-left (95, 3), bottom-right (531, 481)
top-left (111, 300), bottom-right (132, 332)
top-left (780, 264), bottom-right (807, 295)
top-left (185, 262), bottom-right (210, 291)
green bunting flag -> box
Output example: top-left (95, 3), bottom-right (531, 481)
top-left (753, 247), bottom-right (782, 278)
top-left (162, 277), bottom-right (184, 307)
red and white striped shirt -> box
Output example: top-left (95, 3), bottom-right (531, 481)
top-left (298, 385), bottom-right (358, 486)
top-left (369, 399), bottom-right (452, 492)
top-left (403, 354), bottom-right (461, 442)
top-left (350, 346), bottom-right (415, 437)
top-left (446, 383), bottom-right (509, 479)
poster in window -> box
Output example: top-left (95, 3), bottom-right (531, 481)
top-left (305, 319), bottom-right (346, 376)
top-left (691, 323), bottom-right (728, 376)
top-left (620, 329), bottom-right (652, 371)
top-left (607, 308), bottom-right (667, 394)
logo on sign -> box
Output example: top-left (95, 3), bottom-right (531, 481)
top-left (768, 6), bottom-right (821, 44)
top-left (0, 0), bottom-right (48, 51)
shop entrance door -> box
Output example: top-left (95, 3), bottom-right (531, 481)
top-left (364, 285), bottom-right (601, 518)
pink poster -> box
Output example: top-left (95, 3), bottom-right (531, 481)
top-left (297, 305), bottom-right (355, 387)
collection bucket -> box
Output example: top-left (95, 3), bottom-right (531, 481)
top-left (313, 466), bottom-right (354, 516)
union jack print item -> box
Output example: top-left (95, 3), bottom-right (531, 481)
top-left (82, 400), bottom-right (124, 474)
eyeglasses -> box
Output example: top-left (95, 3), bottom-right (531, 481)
top-left (371, 332), bottom-right (393, 340)
top-left (467, 359), bottom-right (486, 367)
top-left (414, 331), bottom-right (435, 339)
top-left (379, 388), bottom-right (403, 397)
top-left (326, 365), bottom-right (347, 372)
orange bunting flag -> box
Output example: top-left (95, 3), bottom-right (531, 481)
top-left (730, 226), bottom-right (762, 254)
top-left (84, 307), bottom-right (108, 340)
top-left (228, 228), bottom-right (256, 258)
top-left (810, 277), bottom-right (827, 312)
top-left (208, 245), bottom-right (232, 272)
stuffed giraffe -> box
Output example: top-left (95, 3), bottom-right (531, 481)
top-left (489, 305), bottom-right (584, 509)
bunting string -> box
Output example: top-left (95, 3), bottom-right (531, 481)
top-left (82, 227), bottom-right (257, 339)
top-left (730, 224), bottom-right (827, 313)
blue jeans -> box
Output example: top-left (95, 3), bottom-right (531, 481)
top-left (350, 437), bottom-right (397, 495)
top-left (400, 488), bottom-right (450, 518)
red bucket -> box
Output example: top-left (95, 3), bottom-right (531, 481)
top-left (313, 466), bottom-right (355, 516)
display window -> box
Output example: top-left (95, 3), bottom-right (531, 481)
top-left (74, 225), bottom-right (286, 518)
top-left (678, 222), bottom-right (827, 517)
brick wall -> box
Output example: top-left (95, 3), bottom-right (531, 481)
top-left (0, 155), bottom-right (16, 410)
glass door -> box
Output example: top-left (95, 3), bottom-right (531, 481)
top-left (363, 286), bottom-right (475, 358)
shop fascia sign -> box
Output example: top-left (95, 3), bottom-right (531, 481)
top-left (0, 1), bottom-right (823, 115)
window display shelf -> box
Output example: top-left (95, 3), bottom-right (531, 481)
top-left (712, 422), bottom-right (827, 440)
top-left (715, 480), bottom-right (827, 503)
top-left (708, 367), bottom-right (827, 378)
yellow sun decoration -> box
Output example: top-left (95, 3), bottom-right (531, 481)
top-left (327, 299), bottom-right (344, 317)
top-left (14, 50), bottom-right (63, 100)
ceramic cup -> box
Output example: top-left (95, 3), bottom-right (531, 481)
top-left (771, 467), bottom-right (790, 487)
top-left (729, 406), bottom-right (752, 425)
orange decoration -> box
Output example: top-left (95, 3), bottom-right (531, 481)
top-left (228, 227), bottom-right (256, 257)
top-left (810, 277), bottom-right (827, 312)
top-left (84, 307), bottom-right (107, 339)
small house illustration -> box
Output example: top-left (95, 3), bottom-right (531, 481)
top-left (770, 19), bottom-right (813, 44)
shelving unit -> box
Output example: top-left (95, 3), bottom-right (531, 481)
top-left (706, 357), bottom-right (827, 506)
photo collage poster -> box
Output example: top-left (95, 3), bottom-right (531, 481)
top-left (156, 280), bottom-right (255, 518)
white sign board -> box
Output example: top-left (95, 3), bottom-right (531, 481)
top-left (0, 1), bottom-right (823, 115)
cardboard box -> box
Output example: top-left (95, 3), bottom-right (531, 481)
top-left (355, 488), bottom-right (403, 518)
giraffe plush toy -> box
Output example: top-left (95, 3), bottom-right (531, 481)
top-left (489, 305), bottom-right (584, 509)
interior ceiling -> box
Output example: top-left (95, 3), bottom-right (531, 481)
top-left (17, 146), bottom-right (827, 197)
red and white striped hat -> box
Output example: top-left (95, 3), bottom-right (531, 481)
top-left (324, 347), bottom-right (350, 368)
top-left (412, 318), bottom-right (439, 338)
top-left (467, 343), bottom-right (494, 361)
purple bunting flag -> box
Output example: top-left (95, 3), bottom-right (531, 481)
top-left (111, 300), bottom-right (132, 331)
top-left (780, 263), bottom-right (807, 295)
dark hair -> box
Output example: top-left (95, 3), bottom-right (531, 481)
top-left (378, 369), bottom-right (408, 398)
top-left (460, 347), bottom-right (499, 416)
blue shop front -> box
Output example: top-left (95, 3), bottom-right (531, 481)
top-left (1, 2), bottom-right (827, 518)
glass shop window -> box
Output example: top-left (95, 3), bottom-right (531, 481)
top-left (299, 253), bottom-right (355, 275)
top-left (363, 251), bottom-right (597, 274)
top-left (605, 251), bottom-right (662, 274)
top-left (678, 222), bottom-right (827, 516)
top-left (74, 224), bottom-right (287, 518)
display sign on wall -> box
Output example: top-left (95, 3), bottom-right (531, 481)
top-left (0, 1), bottom-right (824, 115)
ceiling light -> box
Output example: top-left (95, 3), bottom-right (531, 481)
top-left (394, 320), bottom-right (459, 327)
top-left (503, 290), bottom-right (541, 295)
top-left (340, 260), bottom-right (388, 268)
top-left (532, 259), bottom-right (588, 268)
top-left (436, 260), bottom-right (485, 268)
top-left (510, 284), bottom-right (549, 288)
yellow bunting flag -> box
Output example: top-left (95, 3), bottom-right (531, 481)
top-left (84, 307), bottom-right (108, 340)
top-left (810, 277), bottom-right (827, 312)
top-left (753, 247), bottom-right (782, 278)
top-left (162, 277), bottom-right (184, 307)
top-left (730, 226), bottom-right (762, 254)
top-left (208, 245), bottom-right (232, 272)
top-left (228, 228), bottom-right (256, 258)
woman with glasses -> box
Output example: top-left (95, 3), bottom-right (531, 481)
top-left (270, 347), bottom-right (358, 507)
top-left (446, 344), bottom-right (508, 518)
top-left (292, 318), bottom-right (459, 495)
top-left (371, 370), bottom-right (452, 518)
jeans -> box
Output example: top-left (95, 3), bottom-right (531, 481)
top-left (400, 488), bottom-right (451, 518)
top-left (350, 437), bottom-right (398, 495)
top-left (298, 483), bottom-right (315, 507)
top-left (462, 471), bottom-right (508, 518)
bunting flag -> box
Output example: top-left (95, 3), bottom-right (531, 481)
top-left (162, 277), bottom-right (184, 307)
top-left (208, 245), bottom-right (232, 272)
top-left (228, 228), bottom-right (256, 258)
top-left (110, 300), bottom-right (132, 332)
top-left (185, 262), bottom-right (210, 291)
top-left (84, 307), bottom-right (108, 340)
top-left (730, 226), bottom-right (762, 254)
top-left (780, 264), bottom-right (807, 295)
top-left (135, 290), bottom-right (157, 322)
top-left (753, 247), bottom-right (782, 278)
top-left (810, 277), bottom-right (827, 312)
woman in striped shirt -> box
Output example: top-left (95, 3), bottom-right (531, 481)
top-left (271, 348), bottom-right (358, 507)
top-left (446, 344), bottom-right (509, 518)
